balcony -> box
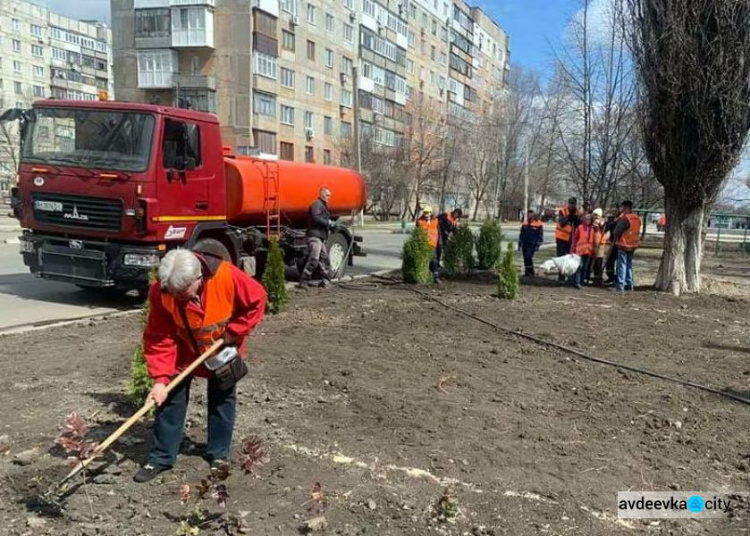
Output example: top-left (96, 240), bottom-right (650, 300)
top-left (172, 7), bottom-right (214, 48)
top-left (135, 35), bottom-right (171, 49)
top-left (137, 49), bottom-right (178, 89)
top-left (135, 0), bottom-right (214, 6)
top-left (174, 73), bottom-right (216, 91)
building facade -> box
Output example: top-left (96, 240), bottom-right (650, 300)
top-left (0, 0), bottom-right (113, 196)
top-left (111, 0), bottom-right (509, 165)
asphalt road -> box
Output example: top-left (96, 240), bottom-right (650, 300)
top-left (0, 226), bottom-right (540, 332)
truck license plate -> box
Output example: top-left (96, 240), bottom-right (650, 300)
top-left (34, 200), bottom-right (63, 212)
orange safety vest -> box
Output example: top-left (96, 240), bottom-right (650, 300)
top-left (616, 213), bottom-right (641, 252)
top-left (573, 224), bottom-right (595, 256)
top-left (417, 217), bottom-right (439, 248)
top-left (593, 224), bottom-right (608, 257)
top-left (555, 207), bottom-right (576, 242)
top-left (161, 261), bottom-right (236, 353)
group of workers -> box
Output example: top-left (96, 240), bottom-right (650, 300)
top-left (415, 205), bottom-right (464, 283)
top-left (520, 197), bottom-right (642, 292)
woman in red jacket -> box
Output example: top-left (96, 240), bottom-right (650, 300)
top-left (134, 246), bottom-right (266, 483)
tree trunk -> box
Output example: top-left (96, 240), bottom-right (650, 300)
top-left (655, 201), bottom-right (705, 295)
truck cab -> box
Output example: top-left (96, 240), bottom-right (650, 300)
top-left (10, 100), bottom-right (227, 290)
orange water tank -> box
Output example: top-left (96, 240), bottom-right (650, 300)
top-left (225, 156), bottom-right (367, 227)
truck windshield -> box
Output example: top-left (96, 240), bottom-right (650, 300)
top-left (20, 108), bottom-right (155, 173)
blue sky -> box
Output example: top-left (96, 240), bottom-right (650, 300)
top-left (42, 0), bottom-right (578, 77)
top-left (474, 0), bottom-right (580, 76)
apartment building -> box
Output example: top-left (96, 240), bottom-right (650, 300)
top-left (111, 0), bottom-right (509, 163)
top-left (0, 0), bottom-right (113, 194)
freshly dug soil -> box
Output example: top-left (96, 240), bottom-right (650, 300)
top-left (1, 254), bottom-right (749, 536)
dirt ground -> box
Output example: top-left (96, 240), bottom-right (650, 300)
top-left (1, 249), bottom-right (750, 536)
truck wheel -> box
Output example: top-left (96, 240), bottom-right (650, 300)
top-left (326, 232), bottom-right (349, 278)
top-left (192, 238), bottom-right (231, 262)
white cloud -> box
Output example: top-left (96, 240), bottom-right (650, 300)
top-left (565, 0), bottom-right (625, 48)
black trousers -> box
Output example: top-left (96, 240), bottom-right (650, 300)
top-left (556, 239), bottom-right (571, 281)
top-left (605, 244), bottom-right (618, 282)
top-left (521, 244), bottom-right (536, 276)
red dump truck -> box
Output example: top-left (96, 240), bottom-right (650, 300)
top-left (5, 100), bottom-right (367, 291)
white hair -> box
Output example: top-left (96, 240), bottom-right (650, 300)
top-left (158, 249), bottom-right (201, 293)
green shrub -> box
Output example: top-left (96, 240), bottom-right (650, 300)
top-left (476, 220), bottom-right (504, 270)
top-left (442, 224), bottom-right (475, 277)
top-left (497, 242), bottom-right (520, 300)
top-left (127, 268), bottom-right (157, 407)
top-left (402, 226), bottom-right (434, 284)
top-left (261, 238), bottom-right (288, 314)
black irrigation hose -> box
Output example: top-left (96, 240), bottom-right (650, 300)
top-left (370, 274), bottom-right (750, 407)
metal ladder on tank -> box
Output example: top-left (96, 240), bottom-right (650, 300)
top-left (261, 160), bottom-right (281, 240)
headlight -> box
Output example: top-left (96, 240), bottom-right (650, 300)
top-left (123, 253), bottom-right (160, 267)
top-left (19, 239), bottom-right (34, 254)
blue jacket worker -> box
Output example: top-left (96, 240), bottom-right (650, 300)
top-left (519, 210), bottom-right (544, 277)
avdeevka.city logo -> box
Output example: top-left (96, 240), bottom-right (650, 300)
top-left (617, 492), bottom-right (735, 519)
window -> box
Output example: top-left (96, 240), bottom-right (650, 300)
top-left (326, 14), bottom-right (334, 32)
top-left (191, 55), bottom-right (200, 75)
top-left (135, 8), bottom-right (170, 38)
top-left (281, 105), bottom-right (295, 125)
top-left (324, 82), bottom-right (333, 101)
top-left (12, 19), bottom-right (19, 31)
top-left (305, 146), bottom-right (314, 162)
top-left (431, 45), bottom-right (436, 61)
top-left (343, 23), bottom-right (353, 43)
top-left (280, 67), bottom-right (295, 88)
top-left (280, 142), bottom-right (294, 161)
top-left (340, 121), bottom-right (352, 137)
top-left (31, 24), bottom-right (43, 37)
top-left (341, 88), bottom-right (352, 108)
top-left (341, 56), bottom-right (353, 74)
top-left (431, 19), bottom-right (437, 35)
top-left (14, 81), bottom-right (22, 94)
top-left (32, 45), bottom-right (43, 57)
top-left (12, 40), bottom-right (21, 53)
top-left (253, 92), bottom-right (276, 117)
top-left (304, 111), bottom-right (314, 130)
top-left (163, 119), bottom-right (201, 169)
top-left (410, 4), bottom-right (416, 18)
top-left (52, 47), bottom-right (66, 61)
top-left (13, 61), bottom-right (22, 73)
top-left (324, 116), bottom-right (333, 135)
top-left (408, 31), bottom-right (415, 48)
top-left (33, 85), bottom-right (45, 98)
top-left (281, 0), bottom-right (297, 15)
top-left (343, 0), bottom-right (353, 9)
top-left (33, 65), bottom-right (44, 77)
top-left (307, 4), bottom-right (316, 25)
top-left (440, 51), bottom-right (447, 66)
top-left (253, 129), bottom-right (276, 154)
top-left (254, 52), bottom-right (277, 79)
top-left (307, 40), bottom-right (316, 61)
top-left (254, 10), bottom-right (277, 37)
top-left (323, 149), bottom-right (331, 165)
top-left (305, 75), bottom-right (315, 95)
top-left (407, 59), bottom-right (414, 74)
top-left (282, 30), bottom-right (295, 51)
top-left (325, 48), bottom-right (334, 68)
top-left (137, 49), bottom-right (177, 88)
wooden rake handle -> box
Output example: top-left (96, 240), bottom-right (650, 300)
top-left (57, 339), bottom-right (225, 488)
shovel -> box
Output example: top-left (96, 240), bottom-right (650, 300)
top-left (50, 339), bottom-right (225, 495)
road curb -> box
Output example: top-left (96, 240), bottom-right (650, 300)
top-left (0, 270), bottom-right (398, 336)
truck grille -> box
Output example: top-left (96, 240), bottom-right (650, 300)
top-left (32, 193), bottom-right (123, 232)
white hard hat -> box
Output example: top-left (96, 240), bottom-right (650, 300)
top-left (593, 208), bottom-right (603, 217)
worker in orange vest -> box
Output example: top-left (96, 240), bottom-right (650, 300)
top-left (555, 197), bottom-right (582, 281)
top-left (611, 200), bottom-right (642, 293)
top-left (519, 209), bottom-right (544, 277)
top-left (417, 205), bottom-right (442, 283)
top-left (590, 208), bottom-right (609, 286)
top-left (570, 212), bottom-right (595, 289)
top-left (134, 247), bottom-right (267, 482)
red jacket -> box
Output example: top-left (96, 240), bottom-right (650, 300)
top-left (143, 256), bottom-right (267, 384)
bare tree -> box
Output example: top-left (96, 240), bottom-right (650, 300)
top-left (626, 0), bottom-right (750, 294)
top-left (403, 92), bottom-right (448, 219)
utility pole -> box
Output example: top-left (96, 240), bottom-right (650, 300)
top-left (352, 65), bottom-right (364, 227)
top-left (523, 144), bottom-right (530, 220)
